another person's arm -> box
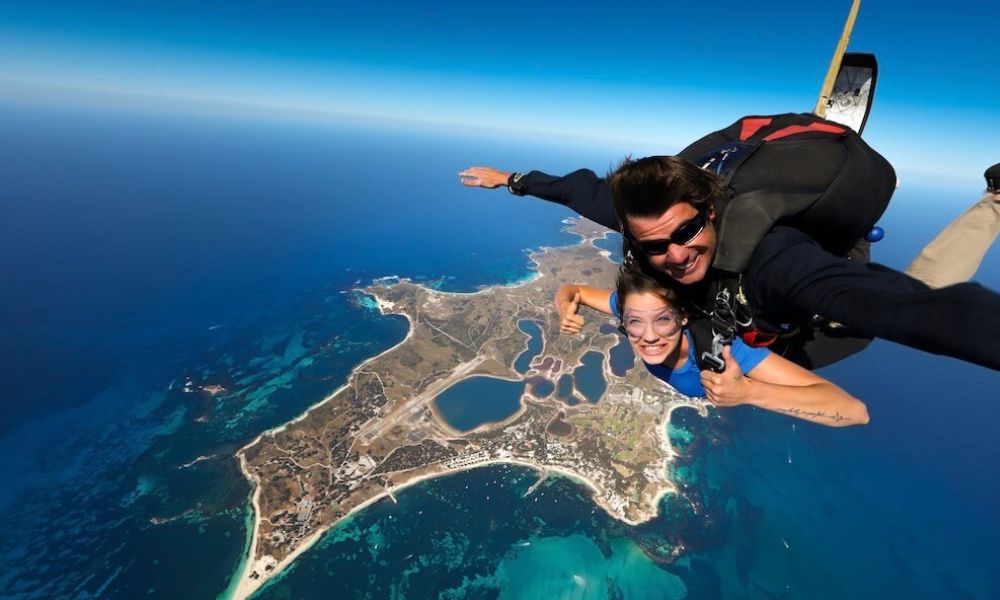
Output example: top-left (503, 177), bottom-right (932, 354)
top-left (554, 283), bottom-right (614, 334)
top-left (460, 166), bottom-right (620, 231)
top-left (904, 192), bottom-right (1000, 289)
top-left (701, 346), bottom-right (869, 427)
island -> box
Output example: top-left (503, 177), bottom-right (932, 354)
top-left (229, 219), bottom-right (708, 599)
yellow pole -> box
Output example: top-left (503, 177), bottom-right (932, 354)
top-left (814, 0), bottom-right (862, 117)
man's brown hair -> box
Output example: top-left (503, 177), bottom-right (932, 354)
top-left (608, 156), bottom-right (726, 223)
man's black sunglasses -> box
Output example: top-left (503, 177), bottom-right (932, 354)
top-left (633, 207), bottom-right (708, 256)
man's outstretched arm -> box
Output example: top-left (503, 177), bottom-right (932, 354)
top-left (748, 226), bottom-right (1000, 371)
top-left (459, 166), bottom-right (620, 232)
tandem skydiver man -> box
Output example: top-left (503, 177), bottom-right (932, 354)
top-left (460, 115), bottom-right (1000, 372)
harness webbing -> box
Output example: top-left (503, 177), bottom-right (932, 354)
top-left (738, 117), bottom-right (847, 142)
top-left (762, 122), bottom-right (846, 141)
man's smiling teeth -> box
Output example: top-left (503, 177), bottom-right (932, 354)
top-left (642, 344), bottom-right (666, 355)
top-left (673, 257), bottom-right (695, 272)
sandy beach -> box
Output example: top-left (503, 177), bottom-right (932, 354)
top-left (226, 221), bottom-right (674, 600)
top-left (231, 454), bottom-right (657, 600)
top-left (229, 390), bottom-right (704, 600)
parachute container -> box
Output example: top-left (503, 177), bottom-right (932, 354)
top-left (824, 53), bottom-right (878, 136)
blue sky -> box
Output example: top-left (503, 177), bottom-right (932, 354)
top-left (1, 0), bottom-right (997, 183)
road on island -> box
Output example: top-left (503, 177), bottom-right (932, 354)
top-left (355, 356), bottom-right (488, 440)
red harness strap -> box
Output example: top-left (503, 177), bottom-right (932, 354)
top-left (732, 115), bottom-right (849, 350)
top-left (763, 122), bottom-right (846, 141)
top-left (738, 117), bottom-right (847, 143)
top-left (739, 117), bottom-right (773, 141)
top-left (742, 328), bottom-right (778, 348)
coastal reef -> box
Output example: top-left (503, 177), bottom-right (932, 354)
top-left (231, 219), bottom-right (707, 598)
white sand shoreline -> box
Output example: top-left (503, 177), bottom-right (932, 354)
top-left (229, 397), bottom-right (700, 600)
top-left (226, 295), bottom-right (418, 600)
top-left (230, 456), bottom-right (668, 600)
top-left (226, 222), bottom-right (627, 599)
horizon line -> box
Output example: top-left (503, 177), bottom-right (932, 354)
top-left (0, 78), bottom-right (983, 190)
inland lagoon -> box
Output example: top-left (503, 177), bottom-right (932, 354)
top-left (433, 376), bottom-right (525, 432)
top-left (574, 351), bottom-right (607, 403)
top-left (514, 320), bottom-right (544, 375)
top-left (601, 323), bottom-right (637, 377)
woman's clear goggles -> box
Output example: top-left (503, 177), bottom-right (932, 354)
top-left (617, 308), bottom-right (683, 338)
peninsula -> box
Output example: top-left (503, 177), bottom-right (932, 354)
top-left (229, 219), bottom-right (708, 599)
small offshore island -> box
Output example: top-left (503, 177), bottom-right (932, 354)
top-left (230, 219), bottom-right (708, 599)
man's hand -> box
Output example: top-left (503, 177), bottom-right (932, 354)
top-left (459, 166), bottom-right (511, 189)
top-left (557, 290), bottom-right (585, 334)
top-left (700, 346), bottom-right (755, 407)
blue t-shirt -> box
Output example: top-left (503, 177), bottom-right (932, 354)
top-left (609, 290), bottom-right (770, 397)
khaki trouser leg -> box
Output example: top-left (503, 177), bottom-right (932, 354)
top-left (905, 193), bottom-right (1000, 289)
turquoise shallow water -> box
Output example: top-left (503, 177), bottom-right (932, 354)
top-left (250, 463), bottom-right (699, 599)
top-left (0, 103), bottom-right (583, 598)
top-left (4, 102), bottom-right (1000, 599)
top-left (494, 536), bottom-right (686, 599)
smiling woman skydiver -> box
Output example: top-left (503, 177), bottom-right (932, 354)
top-left (554, 266), bottom-right (870, 427)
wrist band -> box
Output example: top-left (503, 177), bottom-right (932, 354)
top-left (507, 172), bottom-right (527, 196)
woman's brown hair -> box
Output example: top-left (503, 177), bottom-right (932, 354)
top-left (614, 264), bottom-right (685, 317)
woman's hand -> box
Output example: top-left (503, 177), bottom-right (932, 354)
top-left (553, 283), bottom-right (613, 335)
top-left (556, 290), bottom-right (585, 334)
top-left (700, 346), bottom-right (756, 407)
top-left (703, 346), bottom-right (870, 427)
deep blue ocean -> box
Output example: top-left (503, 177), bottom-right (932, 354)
top-left (1, 100), bottom-right (998, 599)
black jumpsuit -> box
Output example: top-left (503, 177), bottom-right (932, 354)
top-left (514, 168), bottom-right (1000, 371)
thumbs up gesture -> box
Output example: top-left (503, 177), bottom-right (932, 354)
top-left (700, 346), bottom-right (752, 407)
top-left (558, 290), bottom-right (586, 334)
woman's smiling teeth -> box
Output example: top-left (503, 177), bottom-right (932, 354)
top-left (641, 343), bottom-right (667, 356)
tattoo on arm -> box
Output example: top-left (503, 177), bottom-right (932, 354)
top-left (774, 407), bottom-right (846, 422)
